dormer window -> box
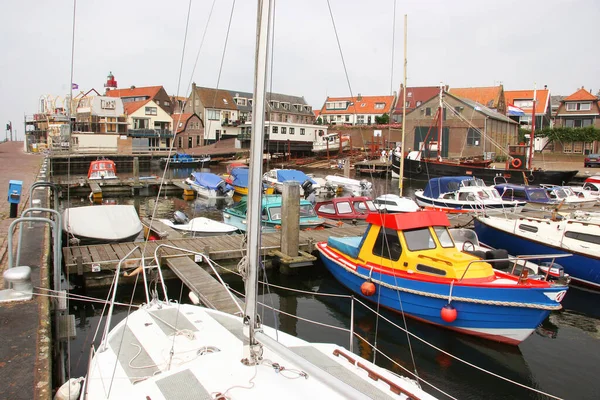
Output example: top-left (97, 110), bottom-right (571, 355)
top-left (566, 102), bottom-right (591, 111)
top-left (223, 99), bottom-right (228, 105)
top-left (270, 101), bottom-right (279, 108)
top-left (281, 102), bottom-right (289, 110)
top-left (375, 103), bottom-right (385, 109)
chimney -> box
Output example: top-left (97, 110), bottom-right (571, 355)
top-left (191, 82), bottom-right (197, 114)
top-left (544, 85), bottom-right (547, 90)
top-left (357, 93), bottom-right (362, 101)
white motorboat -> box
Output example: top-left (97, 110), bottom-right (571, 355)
top-left (325, 174), bottom-right (372, 196)
top-left (540, 184), bottom-right (597, 210)
top-left (185, 172), bottom-right (234, 198)
top-left (62, 205), bottom-right (142, 245)
top-left (159, 211), bottom-right (238, 236)
top-left (415, 176), bottom-right (526, 214)
top-left (373, 194), bottom-right (420, 213)
top-left (263, 169), bottom-right (321, 195)
top-left (312, 132), bottom-right (350, 154)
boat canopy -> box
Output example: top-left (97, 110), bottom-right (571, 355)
top-left (231, 168), bottom-right (249, 188)
top-left (276, 169), bottom-right (315, 184)
top-left (190, 172), bottom-right (229, 190)
top-left (423, 176), bottom-right (476, 198)
top-left (365, 210), bottom-right (450, 230)
top-left (494, 183), bottom-right (551, 201)
top-left (172, 153), bottom-right (194, 161)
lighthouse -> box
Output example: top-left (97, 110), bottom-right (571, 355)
top-left (104, 72), bottom-right (118, 93)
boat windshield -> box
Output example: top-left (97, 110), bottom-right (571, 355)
top-left (462, 178), bottom-right (485, 187)
top-left (300, 204), bottom-right (317, 218)
top-left (434, 227), bottom-right (455, 248)
top-left (527, 189), bottom-right (549, 201)
top-left (403, 228), bottom-right (436, 251)
top-left (548, 189), bottom-right (568, 199)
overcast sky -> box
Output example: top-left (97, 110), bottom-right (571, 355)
top-left (1, 0), bottom-right (599, 141)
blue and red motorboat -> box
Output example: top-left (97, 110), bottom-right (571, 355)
top-left (316, 211), bottom-right (569, 345)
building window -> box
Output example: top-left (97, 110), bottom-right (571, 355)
top-left (207, 110), bottom-right (220, 120)
top-left (272, 126), bottom-right (278, 134)
top-left (405, 101), bottom-right (411, 107)
top-left (416, 101), bottom-right (422, 107)
top-left (196, 135), bottom-right (200, 145)
top-left (467, 128), bottom-right (481, 146)
top-left (300, 128), bottom-right (305, 135)
top-left (281, 127), bottom-right (287, 134)
top-left (580, 103), bottom-right (592, 111)
top-left (188, 137), bottom-right (193, 148)
top-left (145, 107), bottom-right (157, 116)
top-left (563, 142), bottom-right (573, 153)
top-left (573, 141), bottom-right (583, 154)
top-left (425, 107), bottom-right (432, 116)
top-left (165, 101), bottom-right (170, 107)
top-left (357, 115), bottom-right (365, 124)
top-left (345, 115), bottom-right (350, 122)
top-left (375, 103), bottom-right (385, 110)
top-left (178, 137), bottom-right (182, 147)
top-left (289, 127), bottom-right (295, 135)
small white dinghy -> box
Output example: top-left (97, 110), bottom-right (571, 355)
top-left (159, 211), bottom-right (238, 236)
top-left (63, 205), bottom-right (142, 245)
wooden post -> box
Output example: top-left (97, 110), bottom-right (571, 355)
top-left (133, 156), bottom-right (140, 185)
top-left (281, 181), bottom-right (300, 258)
top-left (343, 157), bottom-right (350, 178)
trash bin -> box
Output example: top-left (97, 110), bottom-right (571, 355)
top-left (8, 180), bottom-right (23, 218)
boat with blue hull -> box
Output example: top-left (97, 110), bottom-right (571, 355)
top-left (317, 211), bottom-right (568, 345)
top-left (160, 152), bottom-right (210, 168)
top-left (474, 214), bottom-right (600, 289)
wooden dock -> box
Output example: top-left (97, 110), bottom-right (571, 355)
top-left (354, 159), bottom-right (391, 176)
top-left (166, 257), bottom-right (244, 315)
top-left (62, 225), bottom-right (367, 275)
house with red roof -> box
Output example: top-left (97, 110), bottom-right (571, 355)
top-left (124, 99), bottom-right (173, 150)
top-left (172, 113), bottom-right (204, 149)
top-left (106, 85), bottom-right (173, 114)
top-left (504, 88), bottom-right (552, 129)
top-left (553, 87), bottom-right (600, 154)
top-left (319, 94), bottom-right (396, 126)
top-left (392, 85), bottom-right (442, 122)
top-left (449, 85), bottom-right (506, 115)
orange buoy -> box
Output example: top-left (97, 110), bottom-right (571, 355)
top-left (360, 281), bottom-right (376, 296)
top-left (440, 304), bottom-right (457, 323)
top-left (148, 235), bottom-right (158, 241)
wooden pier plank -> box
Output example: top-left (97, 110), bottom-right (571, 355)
top-left (165, 257), bottom-right (244, 315)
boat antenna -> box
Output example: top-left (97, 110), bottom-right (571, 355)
top-left (398, 14), bottom-right (407, 194)
top-left (242, 0), bottom-right (272, 366)
top-left (528, 83), bottom-right (537, 170)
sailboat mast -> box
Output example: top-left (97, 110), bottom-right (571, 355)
top-left (528, 84), bottom-right (537, 170)
top-left (244, 0), bottom-right (272, 362)
top-left (398, 14), bottom-right (407, 194)
top-left (437, 84), bottom-right (443, 160)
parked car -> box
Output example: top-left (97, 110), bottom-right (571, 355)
top-left (584, 153), bottom-right (600, 168)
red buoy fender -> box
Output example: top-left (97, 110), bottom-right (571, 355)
top-left (360, 281), bottom-right (376, 296)
top-left (511, 158), bottom-right (522, 169)
top-left (440, 304), bottom-right (458, 323)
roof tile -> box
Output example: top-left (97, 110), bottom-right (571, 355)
top-left (504, 89), bottom-right (550, 114)
top-left (449, 86), bottom-right (502, 109)
top-left (563, 88), bottom-right (597, 101)
top-left (320, 95), bottom-right (395, 115)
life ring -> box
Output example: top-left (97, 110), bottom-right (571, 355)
top-left (415, 165), bottom-right (423, 174)
top-left (528, 174), bottom-right (535, 183)
top-left (511, 158), bottom-right (522, 169)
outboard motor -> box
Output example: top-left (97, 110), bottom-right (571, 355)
top-left (301, 179), bottom-right (314, 195)
top-left (216, 180), bottom-right (228, 196)
top-left (173, 211), bottom-right (189, 225)
top-left (360, 179), bottom-right (372, 191)
top-left (539, 261), bottom-right (567, 281)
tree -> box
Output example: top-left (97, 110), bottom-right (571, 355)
top-left (375, 113), bottom-right (389, 124)
top-left (316, 116), bottom-right (323, 125)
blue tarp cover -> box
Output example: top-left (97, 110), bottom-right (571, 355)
top-left (231, 168), bottom-right (249, 188)
top-left (173, 153), bottom-right (194, 161)
top-left (276, 169), bottom-right (315, 184)
top-left (327, 236), bottom-right (363, 259)
top-left (190, 172), bottom-right (228, 190)
top-left (423, 176), bottom-right (474, 198)
top-left (494, 183), bottom-right (551, 202)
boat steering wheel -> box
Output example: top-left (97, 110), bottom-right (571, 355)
top-left (462, 240), bottom-right (475, 252)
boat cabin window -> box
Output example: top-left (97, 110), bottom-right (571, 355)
top-left (518, 224), bottom-right (538, 233)
top-left (268, 206), bottom-right (281, 221)
top-left (354, 200), bottom-right (377, 213)
top-left (372, 227), bottom-right (402, 261)
top-left (565, 231), bottom-right (600, 245)
top-left (316, 203), bottom-right (336, 215)
top-left (583, 183), bottom-right (599, 193)
top-left (528, 190), bottom-right (549, 201)
top-left (502, 188), bottom-right (527, 201)
top-left (458, 192), bottom-right (476, 201)
top-left (434, 227), bottom-right (455, 248)
top-left (336, 201), bottom-right (353, 214)
top-left (403, 228), bottom-right (436, 251)
top-left (441, 193), bottom-right (456, 200)
top-left (416, 264), bottom-right (447, 276)
top-left (299, 204), bottom-right (317, 218)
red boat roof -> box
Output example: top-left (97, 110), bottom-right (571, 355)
top-left (365, 210), bottom-right (449, 230)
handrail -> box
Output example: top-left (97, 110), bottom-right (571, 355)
top-left (151, 244), bottom-right (245, 316)
top-left (99, 246), bottom-right (140, 352)
top-left (29, 181), bottom-right (60, 212)
top-left (459, 253), bottom-right (572, 282)
top-left (7, 217), bottom-right (58, 291)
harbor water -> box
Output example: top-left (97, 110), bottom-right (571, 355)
top-left (59, 165), bottom-right (600, 400)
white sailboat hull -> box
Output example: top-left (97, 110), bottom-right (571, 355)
top-left (158, 217), bottom-right (238, 235)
